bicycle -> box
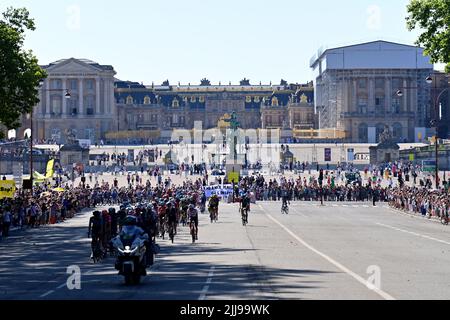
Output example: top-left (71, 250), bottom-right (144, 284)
top-left (90, 237), bottom-right (105, 263)
top-left (241, 207), bottom-right (248, 226)
top-left (190, 221), bottom-right (197, 243)
top-left (209, 206), bottom-right (218, 223)
top-left (281, 203), bottom-right (289, 215)
top-left (168, 222), bottom-right (175, 243)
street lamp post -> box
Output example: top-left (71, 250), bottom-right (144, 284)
top-left (426, 75), bottom-right (448, 189)
top-left (31, 80), bottom-right (71, 187)
top-left (397, 75), bottom-right (448, 189)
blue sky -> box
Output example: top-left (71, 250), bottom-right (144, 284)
top-left (0, 0), bottom-right (443, 85)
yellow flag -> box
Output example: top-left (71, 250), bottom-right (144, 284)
top-left (45, 159), bottom-right (54, 179)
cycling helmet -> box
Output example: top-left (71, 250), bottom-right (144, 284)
top-left (188, 204), bottom-right (195, 209)
top-left (93, 211), bottom-right (101, 217)
top-left (123, 215), bottom-right (137, 226)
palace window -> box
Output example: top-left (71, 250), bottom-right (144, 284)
top-left (358, 96), bottom-right (368, 114)
top-left (70, 79), bottom-right (78, 90)
top-left (144, 96), bottom-right (151, 105)
top-left (358, 79), bottom-right (367, 89)
top-left (126, 96), bottom-right (133, 105)
top-left (86, 79), bottom-right (94, 90)
top-left (271, 97), bottom-right (279, 107)
top-left (375, 95), bottom-right (385, 113)
top-left (254, 96), bottom-right (260, 103)
top-left (199, 96), bottom-right (205, 103)
top-left (51, 79), bottom-right (62, 90)
top-left (246, 96), bottom-right (252, 103)
top-left (375, 78), bottom-right (384, 89)
top-left (391, 98), bottom-right (401, 113)
top-left (172, 98), bottom-right (179, 108)
top-left (51, 96), bottom-right (62, 115)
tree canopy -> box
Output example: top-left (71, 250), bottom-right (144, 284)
top-left (406, 0), bottom-right (450, 72)
top-left (0, 7), bottom-right (47, 131)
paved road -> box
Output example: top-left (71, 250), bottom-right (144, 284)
top-left (1, 201), bottom-right (450, 300)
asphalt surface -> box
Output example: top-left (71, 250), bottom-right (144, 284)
top-left (1, 201), bottom-right (450, 300)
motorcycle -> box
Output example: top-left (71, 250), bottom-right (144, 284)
top-left (111, 228), bottom-right (149, 285)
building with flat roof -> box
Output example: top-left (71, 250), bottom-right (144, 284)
top-left (310, 40), bottom-right (434, 143)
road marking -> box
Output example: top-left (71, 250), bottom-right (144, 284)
top-left (260, 206), bottom-right (395, 300)
top-left (40, 290), bottom-right (55, 298)
top-left (198, 266), bottom-right (215, 300)
top-left (57, 283), bottom-right (66, 289)
top-left (376, 223), bottom-right (450, 246)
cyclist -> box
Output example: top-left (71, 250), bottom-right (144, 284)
top-left (239, 192), bottom-right (250, 223)
top-left (208, 194), bottom-right (219, 221)
top-left (88, 211), bottom-right (104, 258)
top-left (167, 201), bottom-right (178, 240)
top-left (187, 204), bottom-right (198, 240)
top-left (281, 187), bottom-right (290, 214)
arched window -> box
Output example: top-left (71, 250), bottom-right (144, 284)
top-left (190, 96), bottom-right (196, 103)
top-left (358, 123), bottom-right (368, 143)
top-left (199, 96), bottom-right (205, 103)
top-left (392, 123), bottom-right (402, 141)
top-left (254, 96), bottom-right (260, 103)
top-left (172, 98), bottom-right (179, 108)
top-left (271, 96), bottom-right (279, 107)
top-left (246, 96), bottom-right (252, 103)
top-left (144, 96), bottom-right (151, 105)
top-left (126, 95), bottom-right (133, 105)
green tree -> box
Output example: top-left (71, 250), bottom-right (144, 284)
top-left (0, 7), bottom-right (47, 133)
top-left (406, 0), bottom-right (450, 72)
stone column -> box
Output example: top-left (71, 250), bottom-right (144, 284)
top-left (79, 79), bottom-right (84, 116)
top-left (403, 79), bottom-right (408, 112)
top-left (96, 77), bottom-right (101, 115)
top-left (385, 77), bottom-right (391, 113)
top-left (352, 80), bottom-right (357, 113)
top-left (45, 80), bottom-right (50, 117)
top-left (104, 79), bottom-right (109, 115)
top-left (62, 78), bottom-right (68, 116)
top-left (368, 77), bottom-right (375, 113)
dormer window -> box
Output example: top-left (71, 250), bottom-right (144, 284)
top-left (254, 96), bottom-right (260, 103)
top-left (271, 96), bottom-right (279, 107)
top-left (190, 96), bottom-right (196, 103)
top-left (245, 96), bottom-right (252, 103)
top-left (172, 98), bottom-right (179, 108)
top-left (199, 96), bottom-right (205, 103)
top-left (126, 95), bottom-right (133, 105)
top-left (144, 96), bottom-right (151, 105)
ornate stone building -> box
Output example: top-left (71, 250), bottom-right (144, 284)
top-left (311, 41), bottom-right (434, 143)
top-left (26, 58), bottom-right (117, 143)
top-left (115, 80), bottom-right (315, 134)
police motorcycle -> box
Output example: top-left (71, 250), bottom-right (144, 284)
top-left (111, 215), bottom-right (150, 285)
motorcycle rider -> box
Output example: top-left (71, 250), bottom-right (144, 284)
top-left (188, 204), bottom-right (198, 240)
top-left (119, 215), bottom-right (152, 267)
